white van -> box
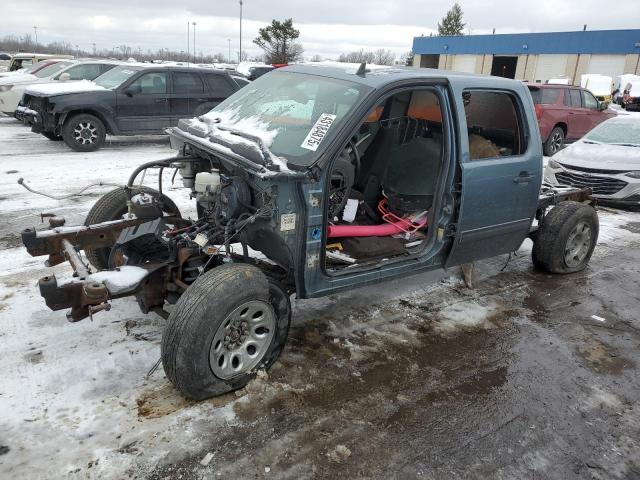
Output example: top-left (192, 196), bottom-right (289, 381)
top-left (7, 53), bottom-right (74, 72)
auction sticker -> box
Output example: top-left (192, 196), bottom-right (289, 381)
top-left (280, 213), bottom-right (297, 231)
top-left (300, 113), bottom-right (337, 151)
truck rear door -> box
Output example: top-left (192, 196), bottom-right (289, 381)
top-left (445, 86), bottom-right (542, 267)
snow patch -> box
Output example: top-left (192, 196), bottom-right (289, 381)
top-left (88, 266), bottom-right (149, 294)
top-left (26, 80), bottom-right (106, 96)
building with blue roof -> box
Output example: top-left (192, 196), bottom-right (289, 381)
top-left (411, 29), bottom-right (640, 84)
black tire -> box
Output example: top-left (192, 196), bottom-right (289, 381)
top-left (543, 126), bottom-right (565, 156)
top-left (84, 186), bottom-right (181, 270)
top-left (161, 264), bottom-right (291, 400)
top-left (43, 131), bottom-right (63, 141)
top-left (532, 201), bottom-right (598, 274)
top-left (62, 113), bottom-right (106, 152)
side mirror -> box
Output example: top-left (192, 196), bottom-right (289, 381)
top-left (124, 85), bottom-right (140, 97)
top-left (59, 72), bottom-right (71, 82)
top-left (598, 101), bottom-right (607, 111)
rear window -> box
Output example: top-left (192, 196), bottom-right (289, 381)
top-left (529, 87), bottom-right (561, 105)
top-left (204, 73), bottom-right (235, 96)
top-left (463, 90), bottom-right (527, 159)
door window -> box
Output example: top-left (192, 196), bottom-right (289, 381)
top-left (62, 64), bottom-right (104, 81)
top-left (173, 72), bottom-right (205, 93)
top-left (564, 89), bottom-right (582, 108)
top-left (127, 72), bottom-right (167, 94)
top-left (582, 90), bottom-right (598, 110)
top-left (463, 90), bottom-right (526, 159)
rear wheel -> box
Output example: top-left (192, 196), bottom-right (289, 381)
top-left (62, 113), bottom-right (106, 152)
top-left (532, 201), bottom-right (598, 274)
top-left (543, 126), bottom-right (565, 156)
top-left (84, 186), bottom-right (181, 270)
top-left (161, 264), bottom-right (291, 400)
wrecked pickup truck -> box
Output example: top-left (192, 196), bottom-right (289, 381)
top-left (21, 65), bottom-right (598, 400)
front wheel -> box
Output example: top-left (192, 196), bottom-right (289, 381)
top-left (532, 201), bottom-right (598, 274)
top-left (161, 264), bottom-right (291, 400)
top-left (62, 113), bottom-right (106, 152)
top-left (543, 126), bottom-right (565, 156)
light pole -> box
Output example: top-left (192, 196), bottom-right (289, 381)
top-left (92, 43), bottom-right (97, 56)
top-left (228, 39), bottom-right (231, 63)
top-left (187, 21), bottom-right (190, 62)
top-left (192, 22), bottom-right (197, 64)
top-left (239, 0), bottom-right (243, 63)
top-left (33, 26), bottom-right (38, 49)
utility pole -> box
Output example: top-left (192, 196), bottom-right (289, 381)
top-left (228, 39), bottom-right (231, 64)
top-left (239, 0), bottom-right (243, 63)
top-left (33, 26), bottom-right (38, 49)
top-left (192, 22), bottom-right (197, 64)
top-left (187, 21), bottom-right (190, 62)
top-left (92, 43), bottom-right (97, 56)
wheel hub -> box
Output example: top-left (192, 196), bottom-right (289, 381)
top-left (209, 299), bottom-right (276, 379)
top-left (564, 221), bottom-right (592, 268)
top-left (74, 122), bottom-right (97, 145)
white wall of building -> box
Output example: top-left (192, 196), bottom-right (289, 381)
top-left (533, 55), bottom-right (568, 82)
top-left (452, 55), bottom-right (476, 73)
top-left (587, 55), bottom-right (626, 78)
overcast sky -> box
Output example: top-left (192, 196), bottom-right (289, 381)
top-left (5, 0), bottom-right (640, 60)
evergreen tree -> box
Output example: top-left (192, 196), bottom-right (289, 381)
top-left (438, 3), bottom-right (465, 36)
top-left (253, 18), bottom-right (304, 64)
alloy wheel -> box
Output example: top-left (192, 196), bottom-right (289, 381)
top-left (73, 121), bottom-right (98, 145)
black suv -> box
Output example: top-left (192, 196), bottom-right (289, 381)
top-left (19, 64), bottom-right (240, 151)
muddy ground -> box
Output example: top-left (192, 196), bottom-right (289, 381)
top-left (0, 117), bottom-right (639, 479)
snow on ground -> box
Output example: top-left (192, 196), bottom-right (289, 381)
top-left (1, 114), bottom-right (640, 479)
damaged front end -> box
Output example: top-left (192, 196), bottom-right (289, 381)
top-left (21, 141), bottom-right (299, 322)
top-left (22, 212), bottom-right (185, 321)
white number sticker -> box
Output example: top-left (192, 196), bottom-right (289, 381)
top-left (300, 113), bottom-right (337, 151)
top-left (280, 213), bottom-right (296, 231)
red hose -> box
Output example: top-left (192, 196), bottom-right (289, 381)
top-left (327, 217), bottom-right (427, 238)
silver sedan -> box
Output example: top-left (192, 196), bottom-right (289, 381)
top-left (544, 114), bottom-right (640, 207)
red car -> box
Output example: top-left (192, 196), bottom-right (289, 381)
top-left (527, 84), bottom-right (616, 156)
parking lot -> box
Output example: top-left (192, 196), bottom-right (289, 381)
top-left (0, 113), bottom-right (639, 479)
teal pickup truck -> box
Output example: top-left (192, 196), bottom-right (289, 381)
top-left (21, 65), bottom-right (598, 399)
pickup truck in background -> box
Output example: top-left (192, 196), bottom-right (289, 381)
top-left (20, 65), bottom-right (599, 400)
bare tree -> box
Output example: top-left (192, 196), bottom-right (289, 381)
top-left (338, 49), bottom-right (397, 64)
top-left (310, 54), bottom-right (323, 62)
top-left (373, 48), bottom-right (395, 66)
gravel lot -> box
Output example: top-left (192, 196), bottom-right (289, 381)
top-left (0, 115), bottom-right (639, 479)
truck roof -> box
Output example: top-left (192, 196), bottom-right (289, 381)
top-left (281, 64), bottom-right (523, 90)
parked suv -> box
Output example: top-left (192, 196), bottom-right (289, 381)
top-left (19, 64), bottom-right (240, 151)
top-left (527, 83), bottom-right (615, 156)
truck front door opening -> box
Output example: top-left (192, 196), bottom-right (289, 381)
top-left (324, 88), bottom-right (446, 271)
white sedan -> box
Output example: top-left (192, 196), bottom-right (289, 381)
top-left (0, 60), bottom-right (119, 115)
top-left (544, 115), bottom-right (640, 207)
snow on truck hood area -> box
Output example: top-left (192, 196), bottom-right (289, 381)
top-left (25, 79), bottom-right (106, 96)
top-left (180, 108), bottom-right (292, 172)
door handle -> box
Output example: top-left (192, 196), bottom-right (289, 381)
top-left (154, 98), bottom-right (168, 103)
top-left (514, 172), bottom-right (534, 183)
